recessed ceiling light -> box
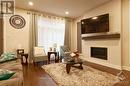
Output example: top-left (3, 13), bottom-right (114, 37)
top-left (92, 17), bottom-right (98, 20)
top-left (81, 22), bottom-right (84, 24)
top-left (65, 11), bottom-right (69, 15)
top-left (28, 1), bottom-right (34, 6)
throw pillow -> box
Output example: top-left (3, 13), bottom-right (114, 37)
top-left (0, 69), bottom-right (15, 80)
top-left (34, 47), bottom-right (46, 56)
top-left (0, 52), bottom-right (16, 63)
top-left (70, 50), bottom-right (79, 57)
top-left (70, 53), bottom-right (76, 57)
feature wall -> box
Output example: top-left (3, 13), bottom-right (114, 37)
top-left (4, 9), bottom-right (30, 53)
top-left (72, 0), bottom-right (122, 70)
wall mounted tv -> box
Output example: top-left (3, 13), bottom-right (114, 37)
top-left (81, 14), bottom-right (109, 34)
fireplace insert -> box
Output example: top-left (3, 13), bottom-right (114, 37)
top-left (91, 47), bottom-right (107, 60)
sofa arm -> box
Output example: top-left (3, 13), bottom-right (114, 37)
top-left (64, 52), bottom-right (71, 56)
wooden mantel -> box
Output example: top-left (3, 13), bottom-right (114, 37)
top-left (82, 32), bottom-right (120, 40)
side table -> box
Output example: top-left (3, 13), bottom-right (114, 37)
top-left (17, 49), bottom-right (24, 54)
top-left (48, 51), bottom-right (59, 62)
top-left (21, 53), bottom-right (28, 65)
top-left (17, 49), bottom-right (24, 58)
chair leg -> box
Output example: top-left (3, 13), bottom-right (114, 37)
top-left (45, 60), bottom-right (48, 65)
top-left (43, 60), bottom-right (47, 65)
top-left (37, 62), bottom-right (38, 66)
top-left (33, 62), bottom-right (36, 66)
top-left (46, 60), bottom-right (48, 64)
top-left (33, 62), bottom-right (38, 66)
top-left (43, 61), bottom-right (44, 65)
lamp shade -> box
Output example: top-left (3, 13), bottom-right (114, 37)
top-left (53, 43), bottom-right (57, 48)
top-left (18, 44), bottom-right (22, 49)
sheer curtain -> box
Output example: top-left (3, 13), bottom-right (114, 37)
top-left (38, 16), bottom-right (65, 52)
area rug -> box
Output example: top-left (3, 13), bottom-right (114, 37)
top-left (42, 63), bottom-right (119, 86)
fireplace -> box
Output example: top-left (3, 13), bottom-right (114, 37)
top-left (91, 47), bottom-right (107, 60)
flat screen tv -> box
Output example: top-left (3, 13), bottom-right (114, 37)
top-left (81, 14), bottom-right (109, 34)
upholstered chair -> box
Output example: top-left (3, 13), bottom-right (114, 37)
top-left (60, 46), bottom-right (71, 59)
top-left (33, 46), bottom-right (48, 65)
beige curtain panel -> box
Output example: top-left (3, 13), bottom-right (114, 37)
top-left (28, 12), bottom-right (38, 62)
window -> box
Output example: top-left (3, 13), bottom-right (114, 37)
top-left (38, 16), bottom-right (65, 52)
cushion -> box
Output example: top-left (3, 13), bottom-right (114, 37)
top-left (70, 53), bottom-right (76, 57)
top-left (0, 52), bottom-right (16, 63)
top-left (62, 46), bottom-right (70, 52)
top-left (0, 69), bottom-right (15, 81)
top-left (34, 47), bottom-right (46, 56)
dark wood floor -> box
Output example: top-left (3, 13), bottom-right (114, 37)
top-left (23, 61), bottom-right (130, 86)
top-left (23, 62), bottom-right (57, 86)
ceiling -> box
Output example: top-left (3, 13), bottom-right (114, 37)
top-left (15, 0), bottom-right (111, 18)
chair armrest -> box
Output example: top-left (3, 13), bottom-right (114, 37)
top-left (64, 52), bottom-right (71, 54)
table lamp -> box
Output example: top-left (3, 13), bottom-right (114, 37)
top-left (53, 43), bottom-right (57, 52)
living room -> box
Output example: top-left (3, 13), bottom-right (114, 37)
top-left (0, 0), bottom-right (130, 86)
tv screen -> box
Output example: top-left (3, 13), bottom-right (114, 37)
top-left (81, 14), bottom-right (109, 34)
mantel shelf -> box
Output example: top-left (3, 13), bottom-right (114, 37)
top-left (82, 33), bottom-right (120, 40)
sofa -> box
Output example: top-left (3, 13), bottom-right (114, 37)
top-left (0, 59), bottom-right (23, 86)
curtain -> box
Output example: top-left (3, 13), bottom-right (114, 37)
top-left (37, 16), bottom-right (65, 52)
top-left (28, 12), bottom-right (38, 62)
top-left (64, 18), bottom-right (72, 50)
top-left (77, 22), bottom-right (82, 53)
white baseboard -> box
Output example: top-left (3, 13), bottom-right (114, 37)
top-left (122, 66), bottom-right (130, 71)
top-left (82, 58), bottom-right (121, 70)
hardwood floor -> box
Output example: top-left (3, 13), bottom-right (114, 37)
top-left (23, 62), bottom-right (57, 86)
top-left (23, 61), bottom-right (130, 86)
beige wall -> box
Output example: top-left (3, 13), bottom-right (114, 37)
top-left (121, 0), bottom-right (130, 70)
top-left (4, 9), bottom-right (29, 53)
top-left (72, 0), bottom-right (122, 69)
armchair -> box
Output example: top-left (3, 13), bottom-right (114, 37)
top-left (33, 47), bottom-right (48, 64)
top-left (60, 46), bottom-right (71, 59)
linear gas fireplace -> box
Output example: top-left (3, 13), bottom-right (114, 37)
top-left (91, 47), bottom-right (107, 60)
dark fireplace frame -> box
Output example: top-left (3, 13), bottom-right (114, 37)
top-left (91, 47), bottom-right (107, 60)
